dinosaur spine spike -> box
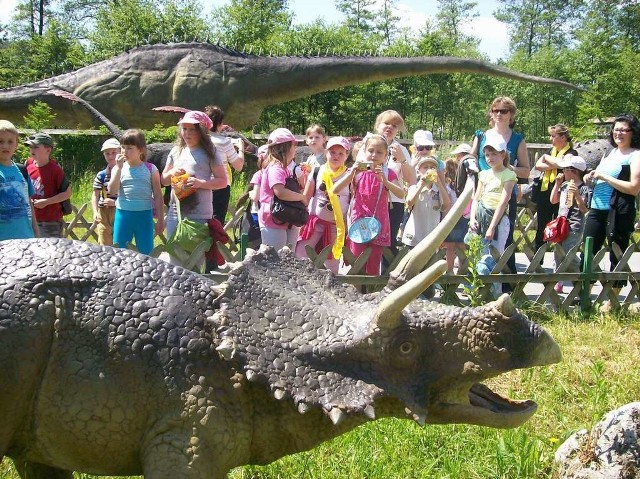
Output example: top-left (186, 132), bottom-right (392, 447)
top-left (215, 337), bottom-right (236, 360)
top-left (405, 407), bottom-right (427, 426)
top-left (328, 408), bottom-right (346, 426)
top-left (363, 405), bottom-right (376, 419)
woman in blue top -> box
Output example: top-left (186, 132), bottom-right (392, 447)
top-left (470, 96), bottom-right (530, 288)
top-left (582, 113), bottom-right (640, 294)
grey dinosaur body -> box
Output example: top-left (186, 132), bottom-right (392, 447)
top-left (0, 235), bottom-right (560, 479)
top-left (0, 42), bottom-right (581, 129)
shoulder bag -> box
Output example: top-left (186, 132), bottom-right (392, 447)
top-left (271, 173), bottom-right (309, 227)
top-left (348, 180), bottom-right (384, 244)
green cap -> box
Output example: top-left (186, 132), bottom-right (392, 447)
top-left (25, 133), bottom-right (54, 147)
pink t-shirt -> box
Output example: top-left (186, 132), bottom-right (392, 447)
top-left (258, 162), bottom-right (290, 229)
top-left (349, 169), bottom-right (398, 247)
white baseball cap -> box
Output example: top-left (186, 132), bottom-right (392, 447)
top-left (483, 133), bottom-right (507, 152)
top-left (557, 154), bottom-right (587, 171)
top-left (452, 143), bottom-right (472, 155)
top-left (101, 138), bottom-right (120, 151)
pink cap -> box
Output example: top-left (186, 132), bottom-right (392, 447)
top-left (177, 111), bottom-right (213, 131)
top-left (326, 136), bottom-right (351, 151)
top-left (267, 128), bottom-right (298, 146)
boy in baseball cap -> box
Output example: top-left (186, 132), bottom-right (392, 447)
top-left (91, 138), bottom-right (121, 245)
top-left (549, 154), bottom-right (589, 293)
top-left (24, 132), bottom-right (71, 238)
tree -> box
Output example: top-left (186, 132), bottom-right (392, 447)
top-left (335, 0), bottom-right (376, 33)
top-left (89, 0), bottom-right (210, 58)
top-left (495, 0), bottom-right (585, 57)
top-left (376, 0), bottom-right (400, 46)
top-left (211, 0), bottom-right (292, 51)
top-left (436, 0), bottom-right (478, 47)
top-left (10, 0), bottom-right (53, 37)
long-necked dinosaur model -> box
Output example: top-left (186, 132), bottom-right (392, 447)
top-left (0, 43), bottom-right (582, 129)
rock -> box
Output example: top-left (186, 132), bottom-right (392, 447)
top-left (555, 402), bottom-right (640, 478)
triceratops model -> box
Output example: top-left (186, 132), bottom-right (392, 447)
top-left (0, 189), bottom-right (561, 478)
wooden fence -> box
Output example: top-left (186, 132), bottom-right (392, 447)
top-left (62, 200), bottom-right (640, 313)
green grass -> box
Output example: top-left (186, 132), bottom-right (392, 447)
top-left (2, 309), bottom-right (639, 479)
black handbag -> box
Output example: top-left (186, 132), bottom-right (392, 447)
top-left (530, 175), bottom-right (542, 203)
top-left (271, 176), bottom-right (309, 227)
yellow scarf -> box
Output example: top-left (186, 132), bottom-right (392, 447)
top-left (541, 144), bottom-right (571, 191)
top-left (322, 164), bottom-right (347, 258)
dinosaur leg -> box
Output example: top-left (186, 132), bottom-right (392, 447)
top-left (141, 433), bottom-right (232, 479)
top-left (13, 459), bottom-right (73, 479)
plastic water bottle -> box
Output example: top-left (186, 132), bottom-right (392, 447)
top-left (566, 179), bottom-right (575, 206)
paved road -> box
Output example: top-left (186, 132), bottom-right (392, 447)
top-left (514, 252), bottom-right (640, 303)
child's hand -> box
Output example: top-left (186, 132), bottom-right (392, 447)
top-left (154, 217), bottom-right (165, 235)
top-left (469, 219), bottom-right (479, 232)
top-left (485, 225), bottom-right (495, 241)
top-left (555, 172), bottom-right (565, 183)
top-left (374, 164), bottom-right (385, 181)
top-left (115, 154), bottom-right (126, 168)
top-left (185, 176), bottom-right (199, 189)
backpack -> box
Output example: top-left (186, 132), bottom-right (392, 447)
top-left (543, 215), bottom-right (569, 243)
top-left (24, 158), bottom-right (73, 216)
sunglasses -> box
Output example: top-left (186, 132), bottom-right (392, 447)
top-left (416, 145), bottom-right (433, 151)
top-left (613, 128), bottom-right (632, 133)
top-left (492, 108), bottom-right (511, 114)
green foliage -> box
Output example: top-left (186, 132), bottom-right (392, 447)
top-left (88, 0), bottom-right (210, 58)
top-left (211, 0), bottom-right (292, 51)
top-left (21, 100), bottom-right (55, 131)
top-left (462, 232), bottom-right (485, 306)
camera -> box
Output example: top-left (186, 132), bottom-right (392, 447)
top-left (356, 161), bottom-right (374, 171)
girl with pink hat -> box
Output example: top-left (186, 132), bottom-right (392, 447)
top-left (161, 111), bottom-right (228, 265)
top-left (258, 128), bottom-right (309, 250)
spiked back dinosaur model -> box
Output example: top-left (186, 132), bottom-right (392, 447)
top-left (0, 186), bottom-right (562, 478)
top-left (0, 42), bottom-right (582, 129)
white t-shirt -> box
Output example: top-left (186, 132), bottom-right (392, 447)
top-left (211, 133), bottom-right (241, 187)
top-left (402, 183), bottom-right (442, 246)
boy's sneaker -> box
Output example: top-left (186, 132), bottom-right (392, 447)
top-left (554, 282), bottom-right (563, 293)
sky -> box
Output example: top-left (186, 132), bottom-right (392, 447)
top-left (0, 0), bottom-right (510, 60)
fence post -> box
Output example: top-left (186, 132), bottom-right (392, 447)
top-left (240, 232), bottom-right (248, 260)
top-left (581, 236), bottom-right (593, 312)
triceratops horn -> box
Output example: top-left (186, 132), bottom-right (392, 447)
top-left (387, 181), bottom-right (473, 290)
top-left (373, 260), bottom-right (447, 329)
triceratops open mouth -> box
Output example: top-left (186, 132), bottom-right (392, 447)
top-left (427, 382), bottom-right (537, 428)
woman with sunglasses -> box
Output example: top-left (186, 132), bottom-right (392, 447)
top-left (470, 96), bottom-right (530, 290)
top-left (582, 113), bottom-right (640, 299)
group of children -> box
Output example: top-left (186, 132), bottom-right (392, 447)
top-left (0, 121), bottom-right (71, 241)
top-left (253, 116), bottom-right (466, 277)
top-left (2, 111), bottom-right (591, 290)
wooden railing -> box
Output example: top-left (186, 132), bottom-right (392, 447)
top-left (62, 201), bottom-right (640, 313)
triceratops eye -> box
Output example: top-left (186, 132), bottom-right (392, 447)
top-left (399, 341), bottom-right (413, 354)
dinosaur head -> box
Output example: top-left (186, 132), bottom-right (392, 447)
top-left (212, 185), bottom-right (560, 430)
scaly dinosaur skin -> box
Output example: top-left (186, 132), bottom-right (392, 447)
top-left (0, 237), bottom-right (560, 479)
top-left (0, 42), bottom-right (582, 129)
